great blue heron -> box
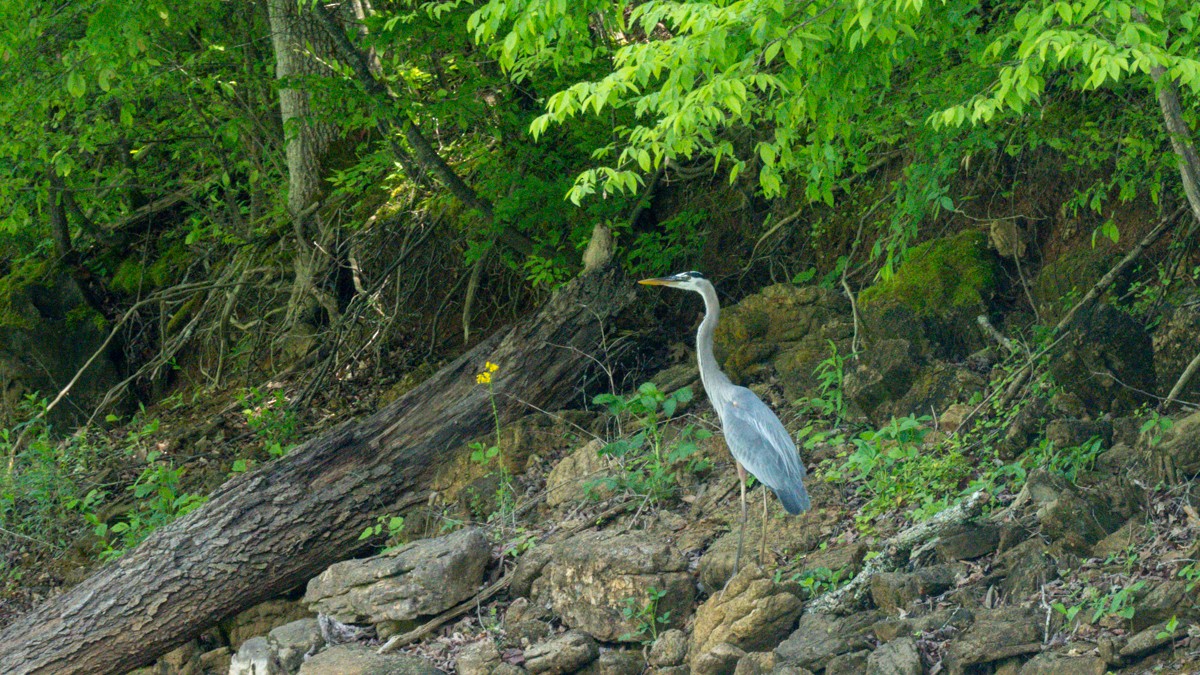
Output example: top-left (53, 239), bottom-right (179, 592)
top-left (640, 271), bottom-right (810, 575)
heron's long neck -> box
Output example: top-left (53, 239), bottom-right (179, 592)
top-left (696, 282), bottom-right (733, 401)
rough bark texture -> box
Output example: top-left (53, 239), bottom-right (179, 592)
top-left (1150, 64), bottom-right (1200, 230)
top-left (0, 265), bottom-right (636, 675)
top-left (268, 0), bottom-right (343, 326)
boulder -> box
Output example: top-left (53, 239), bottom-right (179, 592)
top-left (1153, 293), bottom-right (1200, 402)
top-left (1144, 410), bottom-right (1200, 483)
top-left (1130, 579), bottom-right (1194, 631)
top-left (529, 531), bottom-right (693, 642)
top-left (1017, 652), bottom-right (1107, 675)
top-left (774, 611), bottom-right (882, 671)
top-left (711, 284), bottom-right (853, 398)
top-left (230, 637), bottom-right (284, 675)
top-left (859, 230), bottom-right (1001, 359)
top-left (1044, 419), bottom-right (1111, 451)
top-left (1048, 303), bottom-right (1155, 415)
top-left (689, 564), bottom-right (803, 670)
top-left (1120, 620), bottom-right (1186, 658)
top-left (455, 639), bottom-right (501, 675)
top-left (545, 439), bottom-right (615, 507)
top-left (649, 629), bottom-right (688, 667)
top-left (577, 647), bottom-right (645, 675)
top-left (866, 637), bottom-right (922, 675)
top-left (869, 565), bottom-right (958, 614)
top-left (942, 607), bottom-right (1042, 673)
top-left (297, 645), bottom-right (443, 674)
top-left (733, 651), bottom-right (778, 674)
top-left (843, 339), bottom-right (921, 422)
top-left (268, 619), bottom-right (324, 673)
top-left (996, 539), bottom-right (1058, 600)
top-left (524, 631), bottom-right (599, 675)
top-left (691, 642), bottom-right (745, 675)
top-left (304, 528), bottom-right (489, 627)
top-left (0, 272), bottom-right (124, 427)
top-left (932, 522), bottom-right (1001, 562)
top-left (224, 599), bottom-right (313, 651)
top-left (824, 650), bottom-right (870, 675)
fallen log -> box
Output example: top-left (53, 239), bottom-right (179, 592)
top-left (0, 265), bottom-right (636, 675)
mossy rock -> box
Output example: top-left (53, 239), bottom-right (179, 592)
top-left (1032, 243), bottom-right (1121, 322)
top-left (859, 231), bottom-right (1001, 358)
top-left (0, 270), bottom-right (123, 427)
top-left (860, 231), bottom-right (999, 318)
top-left (712, 284), bottom-right (851, 392)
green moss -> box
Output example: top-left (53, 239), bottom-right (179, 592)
top-left (859, 231), bottom-right (998, 317)
top-left (0, 257), bottom-right (51, 329)
top-left (110, 242), bottom-right (191, 294)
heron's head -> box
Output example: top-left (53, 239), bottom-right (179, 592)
top-left (638, 270), bottom-right (707, 291)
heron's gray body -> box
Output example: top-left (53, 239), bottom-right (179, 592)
top-left (688, 275), bottom-right (811, 515)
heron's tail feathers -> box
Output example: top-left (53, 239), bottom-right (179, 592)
top-left (774, 481), bottom-right (811, 515)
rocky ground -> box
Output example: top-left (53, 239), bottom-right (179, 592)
top-left (88, 234), bottom-right (1200, 674)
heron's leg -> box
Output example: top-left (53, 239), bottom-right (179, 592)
top-left (734, 462), bottom-right (747, 579)
top-left (759, 485), bottom-right (768, 565)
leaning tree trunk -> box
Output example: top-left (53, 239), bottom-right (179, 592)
top-left (268, 0), bottom-right (343, 329)
top-left (0, 265), bottom-right (636, 675)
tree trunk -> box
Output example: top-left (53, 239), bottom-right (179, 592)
top-left (268, 0), bottom-right (343, 328)
top-left (0, 265), bottom-right (636, 675)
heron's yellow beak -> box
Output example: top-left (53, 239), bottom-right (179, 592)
top-left (638, 277), bottom-right (673, 286)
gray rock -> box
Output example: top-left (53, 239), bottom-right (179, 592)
top-left (869, 565), bottom-right (958, 613)
top-left (942, 607), bottom-right (1041, 672)
top-left (1130, 579), bottom-right (1190, 631)
top-left (230, 637), bottom-right (284, 675)
top-left (297, 645), bottom-right (443, 674)
top-left (225, 599), bottom-right (314, 652)
top-left (774, 612), bottom-right (881, 671)
top-left (933, 523), bottom-right (1001, 562)
top-left (545, 439), bottom-right (616, 507)
top-left (524, 631), bottom-right (599, 675)
top-left (649, 629), bottom-right (688, 667)
top-left (871, 608), bottom-right (973, 643)
top-left (866, 637), bottom-right (922, 675)
top-left (530, 531), bottom-right (693, 642)
top-left (689, 564), bottom-right (803, 670)
top-left (455, 638), bottom-right (501, 675)
top-left (510, 544), bottom-right (557, 599)
top-left (493, 665), bottom-right (528, 675)
top-left (1153, 294), bottom-right (1200, 402)
top-left (1146, 410), bottom-right (1200, 483)
top-left (691, 642), bottom-right (745, 675)
top-left (577, 647), bottom-right (645, 675)
top-left (304, 528), bottom-right (489, 625)
top-left (1017, 652), bottom-right (1107, 675)
top-left (844, 339), bottom-right (921, 422)
top-left (1048, 303), bottom-right (1154, 414)
top-left (268, 619), bottom-right (324, 674)
top-left (1120, 620), bottom-right (1184, 657)
top-left (997, 539), bottom-right (1058, 599)
top-left (733, 651), bottom-right (778, 674)
top-left (1044, 419), bottom-right (1110, 451)
top-left (824, 650), bottom-right (870, 675)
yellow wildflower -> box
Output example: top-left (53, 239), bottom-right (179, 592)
top-left (487, 361), bottom-right (500, 373)
top-left (476, 372), bottom-right (492, 385)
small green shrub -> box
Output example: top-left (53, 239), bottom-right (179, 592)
top-left (242, 388), bottom-right (300, 458)
top-left (591, 383), bottom-right (712, 504)
top-left (619, 586), bottom-right (670, 643)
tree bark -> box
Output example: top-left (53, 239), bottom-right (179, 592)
top-left (1150, 64), bottom-right (1200, 231)
top-left (268, 0), bottom-right (344, 328)
top-left (0, 265), bottom-right (636, 675)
